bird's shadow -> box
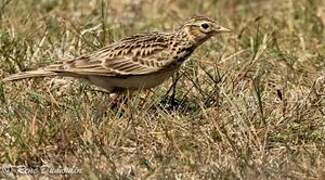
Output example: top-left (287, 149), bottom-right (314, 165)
top-left (153, 95), bottom-right (199, 113)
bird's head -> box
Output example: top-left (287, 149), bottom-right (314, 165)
top-left (179, 15), bottom-right (231, 45)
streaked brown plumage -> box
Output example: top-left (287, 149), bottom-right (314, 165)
top-left (3, 16), bottom-right (230, 93)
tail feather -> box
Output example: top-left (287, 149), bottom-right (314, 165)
top-left (2, 69), bottom-right (57, 82)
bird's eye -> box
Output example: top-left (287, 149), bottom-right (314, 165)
top-left (201, 23), bottom-right (210, 29)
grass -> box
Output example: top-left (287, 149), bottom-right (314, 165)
top-left (0, 0), bottom-right (324, 179)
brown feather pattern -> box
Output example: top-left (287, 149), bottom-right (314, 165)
top-left (3, 16), bottom-right (230, 91)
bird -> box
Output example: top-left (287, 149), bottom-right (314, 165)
top-left (3, 15), bottom-right (230, 95)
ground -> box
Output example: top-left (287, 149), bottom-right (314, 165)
top-left (0, 0), bottom-right (324, 179)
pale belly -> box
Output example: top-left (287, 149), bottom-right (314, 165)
top-left (87, 69), bottom-right (177, 91)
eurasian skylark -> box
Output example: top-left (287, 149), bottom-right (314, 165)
top-left (3, 16), bottom-right (230, 94)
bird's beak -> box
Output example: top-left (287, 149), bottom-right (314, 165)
top-left (218, 26), bottom-right (231, 33)
top-left (213, 24), bottom-right (231, 33)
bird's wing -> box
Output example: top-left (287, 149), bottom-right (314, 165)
top-left (46, 55), bottom-right (169, 77)
top-left (46, 34), bottom-right (174, 77)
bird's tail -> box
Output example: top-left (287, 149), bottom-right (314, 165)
top-left (2, 69), bottom-right (57, 82)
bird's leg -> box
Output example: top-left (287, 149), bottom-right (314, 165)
top-left (109, 88), bottom-right (135, 113)
top-left (92, 87), bottom-right (135, 120)
top-left (93, 91), bottom-right (130, 120)
top-left (91, 88), bottom-right (114, 122)
top-left (170, 73), bottom-right (178, 105)
top-left (139, 89), bottom-right (153, 106)
top-left (109, 92), bottom-right (120, 106)
top-left (164, 72), bottom-right (182, 109)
